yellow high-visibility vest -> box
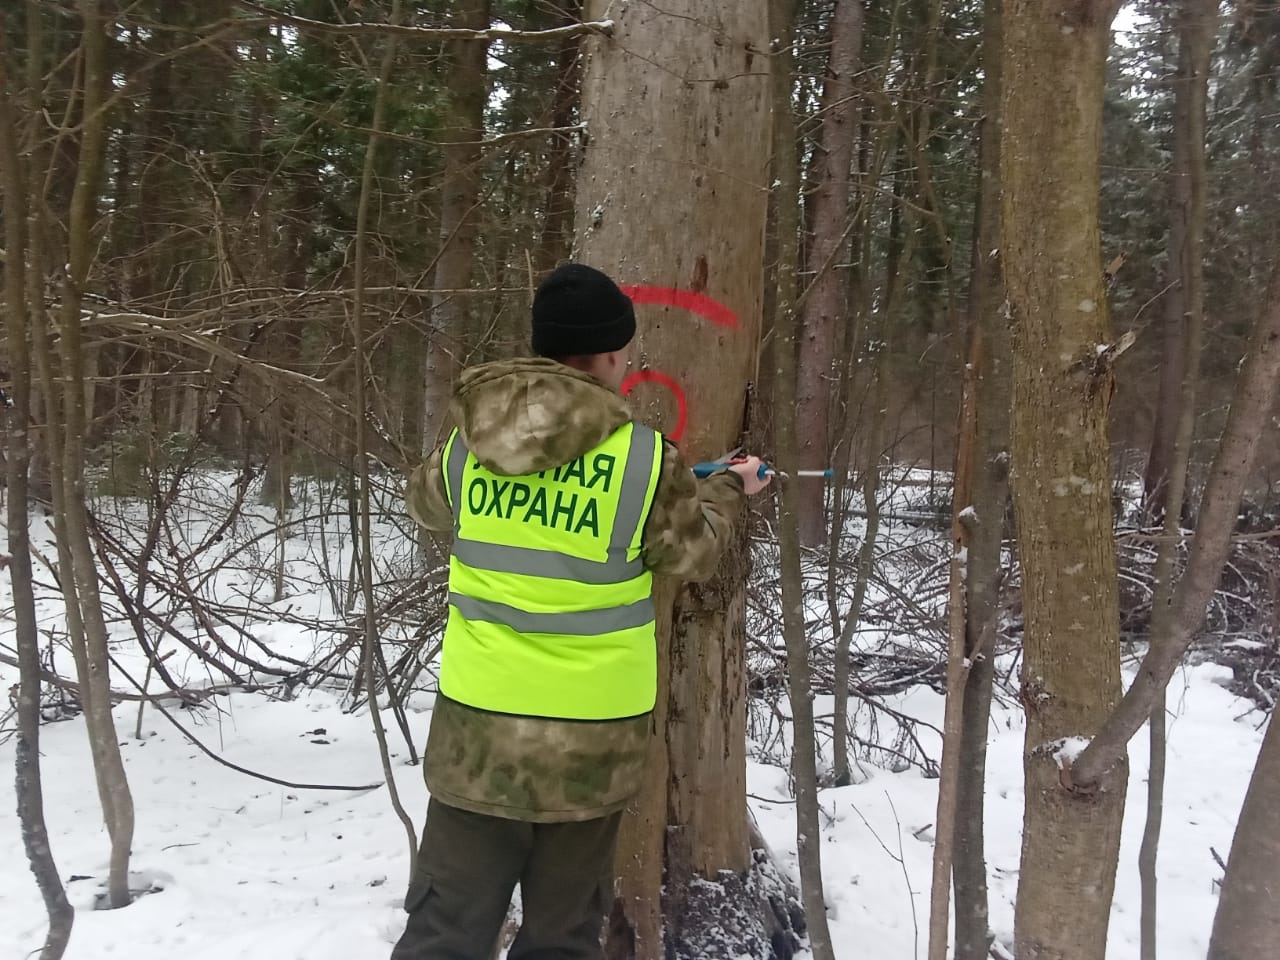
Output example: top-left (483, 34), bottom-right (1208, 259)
top-left (439, 422), bottom-right (663, 720)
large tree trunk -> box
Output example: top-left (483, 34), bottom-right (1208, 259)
top-left (572, 3), bottom-right (785, 957)
top-left (1207, 710), bottom-right (1280, 960)
top-left (795, 0), bottom-right (864, 546)
top-left (421, 0), bottom-right (490, 449)
top-left (1001, 3), bottom-right (1128, 958)
top-left (952, 4), bottom-right (1008, 959)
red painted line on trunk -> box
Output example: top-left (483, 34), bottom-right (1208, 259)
top-left (619, 285), bottom-right (739, 329)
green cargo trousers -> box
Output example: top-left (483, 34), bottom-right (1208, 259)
top-left (390, 798), bottom-right (622, 960)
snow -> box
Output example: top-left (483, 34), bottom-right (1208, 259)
top-left (1052, 735), bottom-right (1093, 769)
top-left (765, 667), bottom-right (1261, 959)
top-left (0, 474), bottom-right (1267, 959)
top-left (1113, 4), bottom-right (1146, 43)
top-left (3, 691), bottom-right (414, 959)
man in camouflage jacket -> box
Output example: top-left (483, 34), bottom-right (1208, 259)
top-left (392, 263), bottom-right (769, 960)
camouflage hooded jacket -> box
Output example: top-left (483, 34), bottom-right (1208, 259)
top-left (405, 357), bottom-right (745, 822)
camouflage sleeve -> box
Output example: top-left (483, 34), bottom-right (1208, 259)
top-left (405, 446), bottom-right (453, 532)
top-left (640, 440), bottom-right (745, 581)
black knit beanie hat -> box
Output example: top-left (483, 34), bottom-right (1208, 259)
top-left (531, 263), bottom-right (636, 358)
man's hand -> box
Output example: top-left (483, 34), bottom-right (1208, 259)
top-left (728, 456), bottom-right (772, 495)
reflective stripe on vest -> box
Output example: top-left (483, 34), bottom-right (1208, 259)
top-left (439, 422), bottom-right (663, 720)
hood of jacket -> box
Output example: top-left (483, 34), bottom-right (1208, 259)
top-left (449, 357), bottom-right (634, 476)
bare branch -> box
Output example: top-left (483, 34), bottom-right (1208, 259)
top-left (107, 656), bottom-right (383, 792)
top-left (0, 650), bottom-right (263, 705)
top-left (232, 1), bottom-right (614, 43)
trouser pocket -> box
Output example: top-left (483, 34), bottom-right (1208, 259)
top-left (392, 800), bottom-right (528, 960)
top-left (403, 872), bottom-right (434, 914)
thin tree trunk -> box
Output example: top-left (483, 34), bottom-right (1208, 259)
top-left (350, 0), bottom-right (418, 882)
top-left (24, 1), bottom-right (103, 839)
top-left (1207, 708), bottom-right (1280, 960)
top-left (271, 418), bottom-right (289, 603)
top-left (1138, 5), bottom-right (1215, 958)
top-left (535, 0), bottom-right (583, 273)
top-left (1069, 254), bottom-right (1280, 783)
top-left (58, 1), bottom-right (137, 909)
top-left (1001, 3), bottom-right (1129, 957)
top-left (952, 3), bottom-right (1008, 957)
top-left (926, 7), bottom-right (1008, 920)
top-left (928, 330), bottom-right (979, 960)
top-left (924, 0), bottom-right (1001, 916)
top-left (830, 116), bottom-right (899, 789)
top-left (417, 0), bottom-right (490, 579)
top-left (421, 0), bottom-right (490, 449)
top-left (1143, 16), bottom-right (1189, 528)
top-left (1141, 275), bottom-right (1186, 523)
top-left (261, 401), bottom-right (295, 514)
top-left (770, 1), bottom-right (836, 957)
top-left (0, 20), bottom-right (75, 955)
top-left (573, 2), bottom-right (775, 956)
top-left (832, 352), bottom-right (886, 786)
top-left (795, 0), bottom-right (864, 546)
top-left (832, 119), bottom-right (915, 786)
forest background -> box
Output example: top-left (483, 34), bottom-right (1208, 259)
top-left (2, 1), bottom-right (1280, 959)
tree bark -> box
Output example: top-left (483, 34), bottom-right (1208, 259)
top-left (572, 2), bottom-right (777, 956)
top-left (1141, 266), bottom-right (1186, 524)
top-left (830, 113), bottom-right (900, 790)
top-left (795, 0), bottom-right (864, 546)
top-left (421, 0), bottom-right (491, 449)
top-left (952, 4), bottom-right (1008, 958)
top-left (1001, 3), bottom-right (1129, 958)
top-left (0, 16), bottom-right (75, 954)
top-left (1207, 710), bottom-right (1280, 960)
top-left (536, 0), bottom-right (584, 273)
top-left (56, 0), bottom-right (138, 910)
top-left (1069, 254), bottom-right (1280, 785)
top-left (770, 0), bottom-right (836, 956)
top-left (929, 335), bottom-right (979, 960)
top-left (1142, 58), bottom-right (1188, 524)
top-left (831, 410), bottom-right (881, 788)
top-left (349, 0), bottom-right (418, 882)
top-left (1137, 5), bottom-right (1215, 958)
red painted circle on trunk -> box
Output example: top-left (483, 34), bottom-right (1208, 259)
top-left (621, 369), bottom-right (688, 442)
top-left (616, 285), bottom-right (737, 443)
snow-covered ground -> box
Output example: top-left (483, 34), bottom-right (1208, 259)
top-left (1, 660), bottom-right (1260, 959)
top-left (0, 471), bottom-right (1266, 959)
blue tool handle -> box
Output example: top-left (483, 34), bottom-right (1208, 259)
top-left (692, 460), bottom-right (769, 480)
top-left (692, 463), bottom-right (834, 480)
